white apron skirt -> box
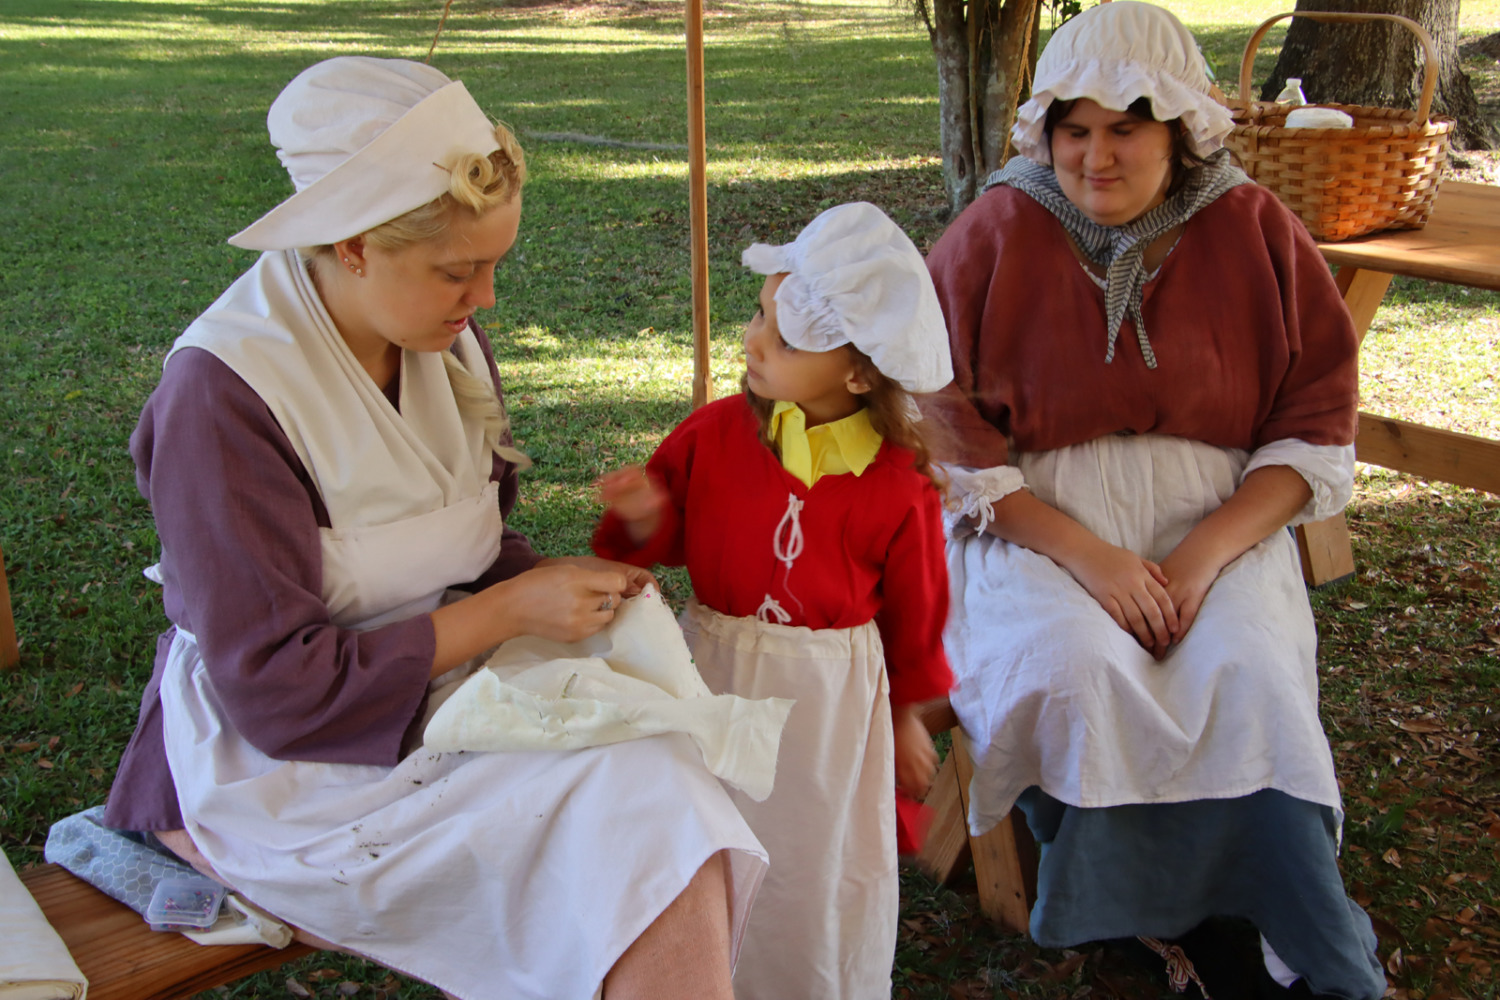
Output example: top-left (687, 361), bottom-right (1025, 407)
top-left (680, 600), bottom-right (897, 1000)
top-left (945, 434), bottom-right (1344, 835)
top-left (159, 627), bottom-right (767, 1000)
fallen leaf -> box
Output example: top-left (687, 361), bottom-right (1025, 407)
top-left (286, 979), bottom-right (312, 999)
top-left (1387, 947), bottom-right (1404, 976)
top-left (1383, 847), bottom-right (1403, 868)
top-left (1398, 719), bottom-right (1445, 734)
top-left (36, 759), bottom-right (53, 770)
top-left (1039, 952), bottom-right (1087, 983)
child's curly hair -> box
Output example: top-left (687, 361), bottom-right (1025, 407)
top-left (743, 346), bottom-right (945, 497)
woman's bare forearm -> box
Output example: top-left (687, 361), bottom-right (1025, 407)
top-left (1165, 464), bottom-right (1312, 576)
top-left (984, 488), bottom-right (1102, 576)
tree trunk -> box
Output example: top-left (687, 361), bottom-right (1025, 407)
top-left (931, 0), bottom-right (976, 214)
top-left (927, 0), bottom-right (1042, 217)
top-left (1261, 0), bottom-right (1495, 150)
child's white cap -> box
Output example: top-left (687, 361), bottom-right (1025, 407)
top-left (741, 202), bottom-right (954, 394)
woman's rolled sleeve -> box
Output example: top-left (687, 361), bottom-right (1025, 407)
top-left (1241, 438), bottom-right (1355, 526)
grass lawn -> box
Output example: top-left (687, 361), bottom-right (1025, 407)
top-left (2, 1), bottom-right (1497, 998)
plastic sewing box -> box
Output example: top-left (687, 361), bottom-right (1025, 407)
top-left (145, 873), bottom-right (226, 932)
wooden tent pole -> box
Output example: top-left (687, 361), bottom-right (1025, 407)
top-left (685, 0), bottom-right (713, 408)
top-left (0, 539), bottom-right (18, 669)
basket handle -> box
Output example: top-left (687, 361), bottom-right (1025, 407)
top-left (1237, 10), bottom-right (1439, 122)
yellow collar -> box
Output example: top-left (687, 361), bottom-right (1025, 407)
top-left (769, 400), bottom-right (883, 488)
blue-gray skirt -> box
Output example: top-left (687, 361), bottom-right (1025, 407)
top-left (1017, 787), bottom-right (1386, 1000)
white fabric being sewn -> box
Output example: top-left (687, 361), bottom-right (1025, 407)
top-left (424, 585), bottom-right (794, 802)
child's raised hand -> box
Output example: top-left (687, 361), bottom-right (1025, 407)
top-left (892, 704), bottom-right (939, 799)
top-left (597, 465), bottom-right (667, 546)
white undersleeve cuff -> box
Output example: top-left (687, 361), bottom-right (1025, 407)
top-left (939, 464), bottom-right (1027, 539)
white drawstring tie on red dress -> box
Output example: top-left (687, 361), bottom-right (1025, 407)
top-left (756, 493), bottom-right (806, 624)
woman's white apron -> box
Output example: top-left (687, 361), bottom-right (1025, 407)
top-left (154, 250), bottom-right (766, 1000)
top-left (681, 600), bottom-right (897, 1000)
top-left (945, 434), bottom-right (1343, 836)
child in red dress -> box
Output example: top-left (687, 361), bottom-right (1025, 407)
top-left (593, 202), bottom-right (954, 1000)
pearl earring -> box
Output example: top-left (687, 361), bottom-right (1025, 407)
top-left (341, 256), bottom-right (364, 277)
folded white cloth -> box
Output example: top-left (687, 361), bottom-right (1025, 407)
top-left (1284, 107), bottom-right (1355, 129)
top-left (0, 849), bottom-right (87, 1000)
top-left (424, 585), bottom-right (794, 802)
top-left (183, 894), bottom-right (293, 948)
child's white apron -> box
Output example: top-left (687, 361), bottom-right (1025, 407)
top-left (153, 250), bottom-right (767, 1000)
top-left (681, 600), bottom-right (898, 1000)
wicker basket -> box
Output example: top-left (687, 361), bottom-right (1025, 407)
top-left (1224, 11), bottom-right (1455, 243)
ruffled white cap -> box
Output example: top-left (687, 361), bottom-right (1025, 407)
top-left (230, 57), bottom-right (501, 251)
top-left (1011, 1), bottom-right (1234, 166)
top-left (740, 202), bottom-right (953, 394)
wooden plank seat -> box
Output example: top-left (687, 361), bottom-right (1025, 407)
top-left (18, 862), bottom-right (315, 1000)
top-left (913, 699), bottom-right (1037, 936)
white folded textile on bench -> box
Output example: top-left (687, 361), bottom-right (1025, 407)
top-left (0, 848), bottom-right (87, 1000)
top-left (424, 584), bottom-right (794, 802)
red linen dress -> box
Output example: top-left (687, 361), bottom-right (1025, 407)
top-left (594, 393), bottom-right (952, 1000)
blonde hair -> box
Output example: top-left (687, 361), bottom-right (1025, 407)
top-left (308, 123), bottom-right (529, 466)
top-left (362, 122), bottom-right (527, 251)
top-left (743, 347), bottom-right (945, 497)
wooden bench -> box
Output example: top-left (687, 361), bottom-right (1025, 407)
top-left (8, 532), bottom-right (318, 998)
top-left (8, 532), bottom-right (314, 996)
top-left (18, 862), bottom-right (315, 1000)
top-left (914, 700), bottom-right (1037, 936)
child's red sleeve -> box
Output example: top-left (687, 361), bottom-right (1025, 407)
top-left (591, 416), bottom-right (696, 568)
top-left (874, 481), bottom-right (953, 708)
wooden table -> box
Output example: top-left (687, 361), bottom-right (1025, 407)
top-left (1296, 181), bottom-right (1500, 585)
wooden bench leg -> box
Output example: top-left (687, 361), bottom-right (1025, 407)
top-left (1295, 514), bottom-right (1356, 588)
top-left (0, 538), bottom-right (19, 670)
top-left (915, 748), bottom-right (971, 883)
top-left (916, 726), bottom-right (1038, 937)
top-left (952, 730), bottom-right (1036, 935)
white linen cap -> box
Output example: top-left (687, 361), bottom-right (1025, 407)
top-left (1011, 1), bottom-right (1234, 166)
top-left (740, 202), bottom-right (953, 395)
top-left (229, 57), bottom-right (501, 251)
